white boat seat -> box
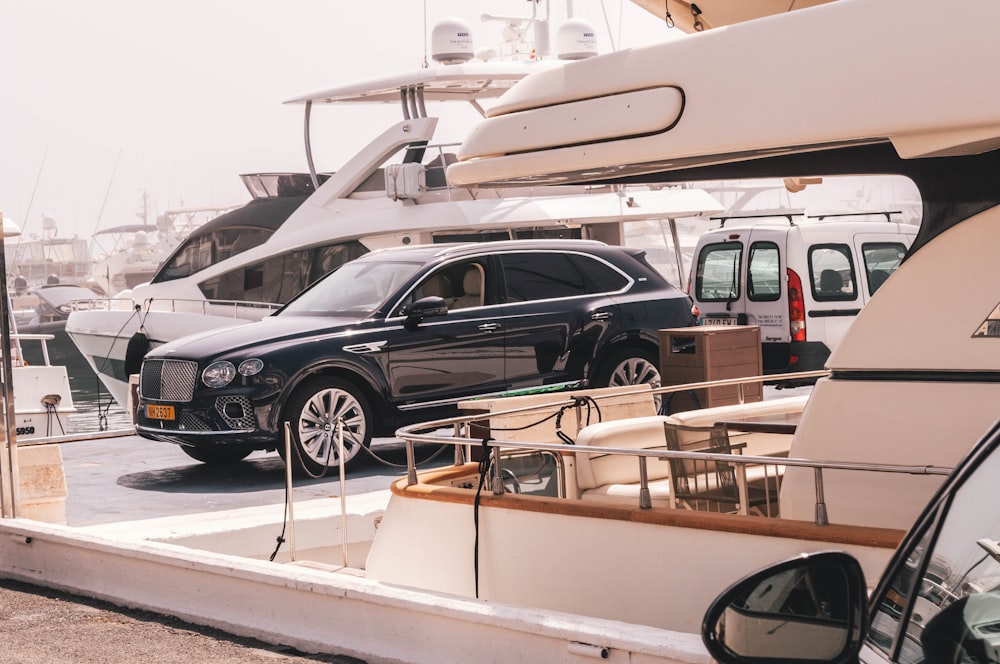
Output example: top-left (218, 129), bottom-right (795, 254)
top-left (573, 414), bottom-right (784, 511)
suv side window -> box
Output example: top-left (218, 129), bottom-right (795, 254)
top-left (695, 242), bottom-right (742, 302)
top-left (809, 244), bottom-right (857, 301)
top-left (862, 242), bottom-right (908, 295)
top-left (500, 252), bottom-right (592, 302)
top-left (747, 242), bottom-right (780, 302)
top-left (393, 258), bottom-right (492, 314)
top-left (868, 441), bottom-right (1000, 663)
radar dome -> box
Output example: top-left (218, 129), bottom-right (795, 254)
top-left (557, 18), bottom-right (598, 60)
top-left (432, 18), bottom-right (475, 64)
top-left (41, 215), bottom-right (58, 232)
top-left (134, 230), bottom-right (150, 247)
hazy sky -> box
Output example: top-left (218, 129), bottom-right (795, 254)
top-left (0, 1), bottom-right (675, 241)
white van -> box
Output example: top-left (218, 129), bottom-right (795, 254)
top-left (688, 211), bottom-right (917, 374)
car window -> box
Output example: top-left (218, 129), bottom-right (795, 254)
top-left (809, 244), bottom-right (857, 302)
top-left (747, 242), bottom-right (780, 302)
top-left (695, 241), bottom-right (742, 302)
top-left (869, 440), bottom-right (1000, 662)
top-left (392, 258), bottom-right (491, 314)
top-left (500, 252), bottom-right (591, 302)
top-left (280, 258), bottom-right (423, 316)
top-left (862, 242), bottom-right (908, 296)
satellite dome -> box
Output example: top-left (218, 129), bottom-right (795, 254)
top-left (41, 215), bottom-right (58, 232)
top-left (134, 230), bottom-right (150, 247)
top-left (557, 18), bottom-right (599, 60)
top-left (431, 18), bottom-right (475, 64)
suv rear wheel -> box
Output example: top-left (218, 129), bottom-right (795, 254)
top-left (595, 347), bottom-right (663, 412)
top-left (283, 377), bottom-right (373, 477)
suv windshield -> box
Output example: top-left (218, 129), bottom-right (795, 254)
top-left (280, 258), bottom-right (424, 316)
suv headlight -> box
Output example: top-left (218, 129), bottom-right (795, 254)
top-left (202, 360), bottom-right (236, 388)
top-left (238, 358), bottom-right (264, 376)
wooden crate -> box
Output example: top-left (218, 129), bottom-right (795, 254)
top-left (658, 325), bottom-right (763, 413)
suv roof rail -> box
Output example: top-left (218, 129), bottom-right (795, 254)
top-left (431, 238), bottom-right (609, 257)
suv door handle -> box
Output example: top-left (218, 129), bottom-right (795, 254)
top-left (478, 322), bottom-right (501, 332)
top-left (591, 312), bottom-right (613, 321)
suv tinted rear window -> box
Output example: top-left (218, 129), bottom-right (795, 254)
top-left (500, 252), bottom-right (627, 302)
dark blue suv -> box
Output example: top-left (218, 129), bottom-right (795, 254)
top-left (135, 239), bottom-right (695, 474)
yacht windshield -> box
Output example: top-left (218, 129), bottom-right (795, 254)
top-left (279, 259), bottom-right (423, 316)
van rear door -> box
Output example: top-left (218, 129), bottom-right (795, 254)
top-left (692, 229), bottom-right (789, 340)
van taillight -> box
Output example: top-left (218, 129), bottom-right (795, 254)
top-left (787, 268), bottom-right (806, 342)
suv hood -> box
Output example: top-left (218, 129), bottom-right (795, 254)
top-left (149, 314), bottom-right (372, 359)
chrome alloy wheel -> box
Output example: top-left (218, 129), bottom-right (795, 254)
top-left (296, 385), bottom-right (368, 468)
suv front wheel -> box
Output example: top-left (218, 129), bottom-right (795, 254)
top-left (283, 377), bottom-right (373, 477)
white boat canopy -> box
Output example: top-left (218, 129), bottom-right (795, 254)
top-left (448, 0), bottom-right (1000, 190)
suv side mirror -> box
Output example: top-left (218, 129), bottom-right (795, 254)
top-left (701, 551), bottom-right (868, 664)
top-left (402, 296), bottom-right (448, 328)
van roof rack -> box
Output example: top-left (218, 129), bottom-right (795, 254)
top-left (709, 209), bottom-right (805, 228)
top-left (807, 210), bottom-right (902, 222)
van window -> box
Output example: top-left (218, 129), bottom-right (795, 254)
top-left (809, 244), bottom-right (857, 302)
top-left (696, 241), bottom-right (741, 302)
top-left (862, 242), bottom-right (908, 295)
top-left (747, 242), bottom-right (780, 302)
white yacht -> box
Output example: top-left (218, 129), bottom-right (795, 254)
top-left (90, 199), bottom-right (237, 297)
top-left (66, 12), bottom-right (724, 408)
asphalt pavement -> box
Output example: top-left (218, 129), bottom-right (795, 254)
top-left (0, 578), bottom-right (365, 663)
top-left (1, 435), bottom-right (449, 662)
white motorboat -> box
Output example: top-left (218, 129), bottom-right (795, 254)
top-left (6, 215), bottom-right (94, 291)
top-left (90, 197), bottom-right (237, 297)
top-left (8, 1), bottom-right (1000, 662)
top-left (65, 9), bottom-right (725, 408)
top-left (0, 217), bottom-right (79, 440)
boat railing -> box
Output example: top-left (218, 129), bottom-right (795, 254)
top-left (394, 370), bottom-right (953, 526)
top-left (10, 333), bottom-right (57, 367)
top-left (70, 297), bottom-right (282, 319)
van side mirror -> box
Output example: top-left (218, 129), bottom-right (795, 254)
top-left (701, 551), bottom-right (868, 664)
top-left (402, 296), bottom-right (448, 329)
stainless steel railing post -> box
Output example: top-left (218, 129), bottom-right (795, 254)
top-left (337, 418), bottom-right (349, 568)
top-left (814, 467), bottom-right (829, 526)
top-left (282, 422), bottom-right (297, 561)
top-left (638, 457), bottom-right (652, 509)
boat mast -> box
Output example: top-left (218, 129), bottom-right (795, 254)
top-left (0, 212), bottom-right (21, 518)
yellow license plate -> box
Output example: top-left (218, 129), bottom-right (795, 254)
top-left (146, 404), bottom-right (176, 420)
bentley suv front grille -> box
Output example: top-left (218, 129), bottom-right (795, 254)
top-left (140, 359), bottom-right (198, 402)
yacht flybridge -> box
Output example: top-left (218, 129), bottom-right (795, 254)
top-left (66, 13), bottom-right (724, 407)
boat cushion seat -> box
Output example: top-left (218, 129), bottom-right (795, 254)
top-left (574, 414), bottom-right (785, 505)
top-left (579, 477), bottom-right (674, 508)
top-left (574, 416), bottom-right (673, 490)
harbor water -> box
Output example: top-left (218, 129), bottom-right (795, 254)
top-left (22, 331), bottom-right (133, 435)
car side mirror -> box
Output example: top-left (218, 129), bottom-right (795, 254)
top-left (701, 551), bottom-right (868, 664)
top-left (402, 296), bottom-right (448, 329)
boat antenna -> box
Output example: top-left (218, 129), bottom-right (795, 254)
top-left (91, 147), bottom-right (123, 237)
top-left (12, 149), bottom-right (47, 268)
top-left (422, 0), bottom-right (429, 68)
top-left (598, 0), bottom-right (618, 51)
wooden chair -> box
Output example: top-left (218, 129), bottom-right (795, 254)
top-left (663, 422), bottom-right (779, 516)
